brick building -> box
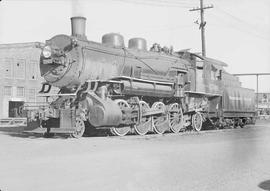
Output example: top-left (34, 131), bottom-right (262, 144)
top-left (0, 42), bottom-right (45, 118)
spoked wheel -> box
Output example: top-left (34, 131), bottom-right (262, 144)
top-left (152, 102), bottom-right (169, 134)
top-left (192, 112), bottom-right (203, 132)
top-left (134, 101), bottom-right (151, 135)
top-left (110, 99), bottom-right (131, 136)
top-left (110, 126), bottom-right (131, 136)
top-left (168, 103), bottom-right (184, 133)
top-left (71, 117), bottom-right (86, 138)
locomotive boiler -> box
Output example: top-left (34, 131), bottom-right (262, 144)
top-left (37, 17), bottom-right (256, 138)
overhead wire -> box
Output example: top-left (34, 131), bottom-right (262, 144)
top-left (207, 5), bottom-right (270, 41)
top-left (138, 0), bottom-right (196, 6)
top-left (108, 0), bottom-right (270, 40)
top-left (215, 6), bottom-right (257, 27)
top-left (142, 24), bottom-right (195, 32)
top-left (112, 0), bottom-right (194, 8)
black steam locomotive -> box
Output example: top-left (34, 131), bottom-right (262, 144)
top-left (38, 17), bottom-right (256, 137)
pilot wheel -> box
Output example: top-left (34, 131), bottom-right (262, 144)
top-left (71, 117), bottom-right (86, 138)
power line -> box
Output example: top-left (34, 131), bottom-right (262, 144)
top-left (141, 0), bottom-right (195, 6)
top-left (214, 5), bottom-right (270, 33)
top-left (116, 0), bottom-right (192, 8)
top-left (208, 9), bottom-right (270, 41)
top-left (215, 6), bottom-right (253, 27)
top-left (145, 24), bottom-right (194, 32)
top-left (112, 0), bottom-right (193, 8)
top-left (115, 0), bottom-right (196, 5)
top-left (209, 22), bottom-right (270, 42)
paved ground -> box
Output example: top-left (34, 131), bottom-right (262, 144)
top-left (0, 120), bottom-right (270, 191)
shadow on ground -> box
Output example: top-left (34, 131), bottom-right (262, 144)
top-left (1, 119), bottom-right (267, 139)
top-left (259, 180), bottom-right (270, 190)
top-left (0, 125), bottom-right (111, 139)
top-left (4, 132), bottom-right (70, 139)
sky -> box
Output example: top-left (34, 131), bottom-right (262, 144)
top-left (0, 0), bottom-right (269, 92)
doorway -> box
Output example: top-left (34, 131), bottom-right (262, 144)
top-left (9, 101), bottom-right (24, 117)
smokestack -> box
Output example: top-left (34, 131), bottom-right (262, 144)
top-left (71, 16), bottom-right (87, 39)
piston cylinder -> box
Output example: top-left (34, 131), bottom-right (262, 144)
top-left (87, 93), bottom-right (122, 127)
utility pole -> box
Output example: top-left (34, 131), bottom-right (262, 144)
top-left (190, 0), bottom-right (213, 57)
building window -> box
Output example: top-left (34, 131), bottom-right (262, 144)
top-left (29, 60), bottom-right (37, 80)
top-left (14, 59), bottom-right (25, 79)
top-left (28, 89), bottom-right (36, 102)
top-left (3, 58), bottom-right (13, 78)
top-left (4, 86), bottom-right (12, 96)
top-left (217, 70), bottom-right (222, 80)
top-left (16, 87), bottom-right (25, 97)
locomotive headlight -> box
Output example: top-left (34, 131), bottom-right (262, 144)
top-left (42, 46), bottom-right (52, 58)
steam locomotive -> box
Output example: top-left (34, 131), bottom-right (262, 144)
top-left (38, 17), bottom-right (256, 138)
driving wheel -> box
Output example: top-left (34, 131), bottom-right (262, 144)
top-left (134, 101), bottom-right (151, 135)
top-left (168, 103), bottom-right (183, 133)
top-left (152, 102), bottom-right (169, 134)
top-left (110, 99), bottom-right (131, 136)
